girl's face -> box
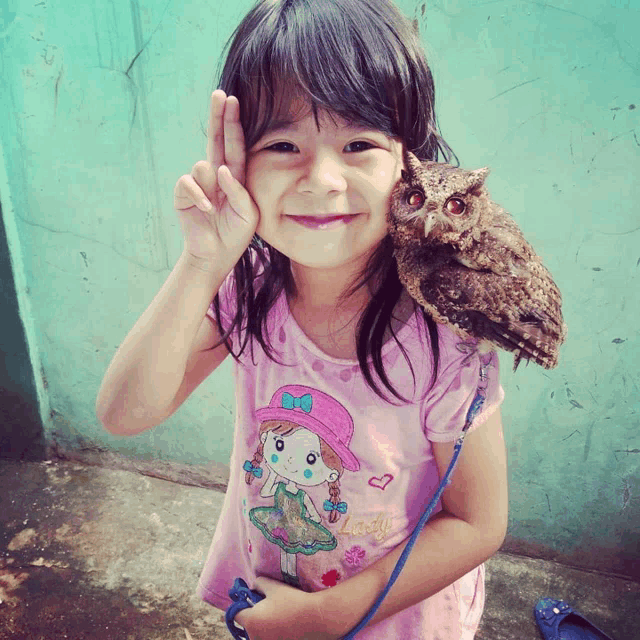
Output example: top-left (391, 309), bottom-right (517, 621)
top-left (245, 99), bottom-right (404, 272)
top-left (262, 428), bottom-right (339, 487)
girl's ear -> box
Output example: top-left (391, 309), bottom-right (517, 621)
top-left (260, 431), bottom-right (268, 444)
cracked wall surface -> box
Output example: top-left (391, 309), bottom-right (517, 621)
top-left (0, 0), bottom-right (638, 578)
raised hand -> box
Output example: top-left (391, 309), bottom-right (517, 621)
top-left (173, 90), bottom-right (259, 268)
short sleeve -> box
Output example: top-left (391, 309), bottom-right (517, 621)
top-left (422, 326), bottom-right (504, 442)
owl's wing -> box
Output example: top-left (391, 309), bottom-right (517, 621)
top-left (414, 260), bottom-right (566, 369)
top-left (460, 224), bottom-right (538, 278)
top-left (486, 213), bottom-right (534, 262)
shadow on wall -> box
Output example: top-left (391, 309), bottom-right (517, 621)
top-left (0, 198), bottom-right (45, 460)
top-left (0, 387), bottom-right (45, 460)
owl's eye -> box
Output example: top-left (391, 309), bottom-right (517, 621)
top-left (445, 197), bottom-right (466, 215)
top-left (406, 190), bottom-right (425, 207)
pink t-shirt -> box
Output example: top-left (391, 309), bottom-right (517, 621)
top-left (197, 263), bottom-right (504, 640)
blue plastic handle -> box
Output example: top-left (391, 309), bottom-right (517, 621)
top-left (225, 578), bottom-right (266, 640)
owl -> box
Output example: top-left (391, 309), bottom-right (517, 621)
top-left (388, 149), bottom-right (567, 370)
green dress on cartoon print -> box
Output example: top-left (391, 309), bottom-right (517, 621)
top-left (250, 482), bottom-right (337, 554)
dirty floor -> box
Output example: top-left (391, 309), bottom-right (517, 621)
top-left (0, 459), bottom-right (638, 639)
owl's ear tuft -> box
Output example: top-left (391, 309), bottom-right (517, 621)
top-left (402, 148), bottom-right (423, 173)
top-left (401, 169), bottom-right (410, 182)
top-left (471, 167), bottom-right (490, 186)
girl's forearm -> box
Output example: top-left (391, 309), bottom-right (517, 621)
top-left (316, 511), bottom-right (505, 638)
top-left (96, 250), bottom-right (229, 434)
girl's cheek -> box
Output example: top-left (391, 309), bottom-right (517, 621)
top-left (304, 469), bottom-right (313, 479)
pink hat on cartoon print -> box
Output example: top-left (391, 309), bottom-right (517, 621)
top-left (255, 385), bottom-right (360, 472)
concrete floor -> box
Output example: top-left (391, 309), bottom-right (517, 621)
top-left (0, 459), bottom-right (637, 640)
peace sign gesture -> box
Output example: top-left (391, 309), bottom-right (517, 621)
top-left (174, 90), bottom-right (259, 268)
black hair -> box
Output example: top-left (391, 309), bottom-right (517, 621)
top-left (209, 0), bottom-right (456, 404)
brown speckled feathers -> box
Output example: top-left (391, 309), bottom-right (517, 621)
top-left (388, 149), bottom-right (567, 370)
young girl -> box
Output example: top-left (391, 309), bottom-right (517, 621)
top-left (96, 0), bottom-right (508, 638)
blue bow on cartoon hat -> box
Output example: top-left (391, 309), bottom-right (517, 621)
top-left (281, 392), bottom-right (313, 413)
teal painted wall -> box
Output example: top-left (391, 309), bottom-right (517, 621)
top-left (1, 0), bottom-right (638, 577)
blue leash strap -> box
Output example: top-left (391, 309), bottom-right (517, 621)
top-left (339, 388), bottom-right (486, 639)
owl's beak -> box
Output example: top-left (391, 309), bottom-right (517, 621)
top-left (423, 213), bottom-right (436, 237)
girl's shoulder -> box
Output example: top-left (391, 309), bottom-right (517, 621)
top-left (208, 248), bottom-right (273, 333)
top-left (217, 247), bottom-right (270, 301)
top-left (435, 323), bottom-right (495, 375)
top-left (401, 299), bottom-right (474, 367)
top-left (422, 323), bottom-right (504, 440)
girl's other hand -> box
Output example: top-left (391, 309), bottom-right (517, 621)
top-left (173, 90), bottom-right (259, 268)
top-left (234, 576), bottom-right (339, 640)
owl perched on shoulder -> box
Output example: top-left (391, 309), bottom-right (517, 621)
top-left (388, 149), bottom-right (567, 370)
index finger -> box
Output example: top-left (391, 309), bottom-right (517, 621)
top-left (207, 90), bottom-right (227, 166)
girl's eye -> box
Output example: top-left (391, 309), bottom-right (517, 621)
top-left (265, 141), bottom-right (375, 153)
top-left (306, 453), bottom-right (317, 465)
top-left (275, 438), bottom-right (285, 452)
top-left (345, 141), bottom-right (375, 153)
top-left (265, 142), bottom-right (297, 152)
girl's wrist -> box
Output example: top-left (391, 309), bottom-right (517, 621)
top-left (181, 248), bottom-right (223, 274)
top-left (309, 588), bottom-right (347, 640)
top-left (313, 574), bottom-right (383, 640)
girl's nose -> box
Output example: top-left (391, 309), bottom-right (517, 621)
top-left (296, 152), bottom-right (348, 195)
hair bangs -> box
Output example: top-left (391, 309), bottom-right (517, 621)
top-left (216, 0), bottom-right (449, 158)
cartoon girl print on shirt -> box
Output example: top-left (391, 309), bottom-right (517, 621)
top-left (243, 384), bottom-right (360, 589)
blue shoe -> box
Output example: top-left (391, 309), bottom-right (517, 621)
top-left (534, 598), bottom-right (614, 640)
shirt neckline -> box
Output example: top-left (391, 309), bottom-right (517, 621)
top-left (278, 290), bottom-right (418, 366)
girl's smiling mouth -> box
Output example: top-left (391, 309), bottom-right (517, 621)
top-left (288, 214), bottom-right (360, 230)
